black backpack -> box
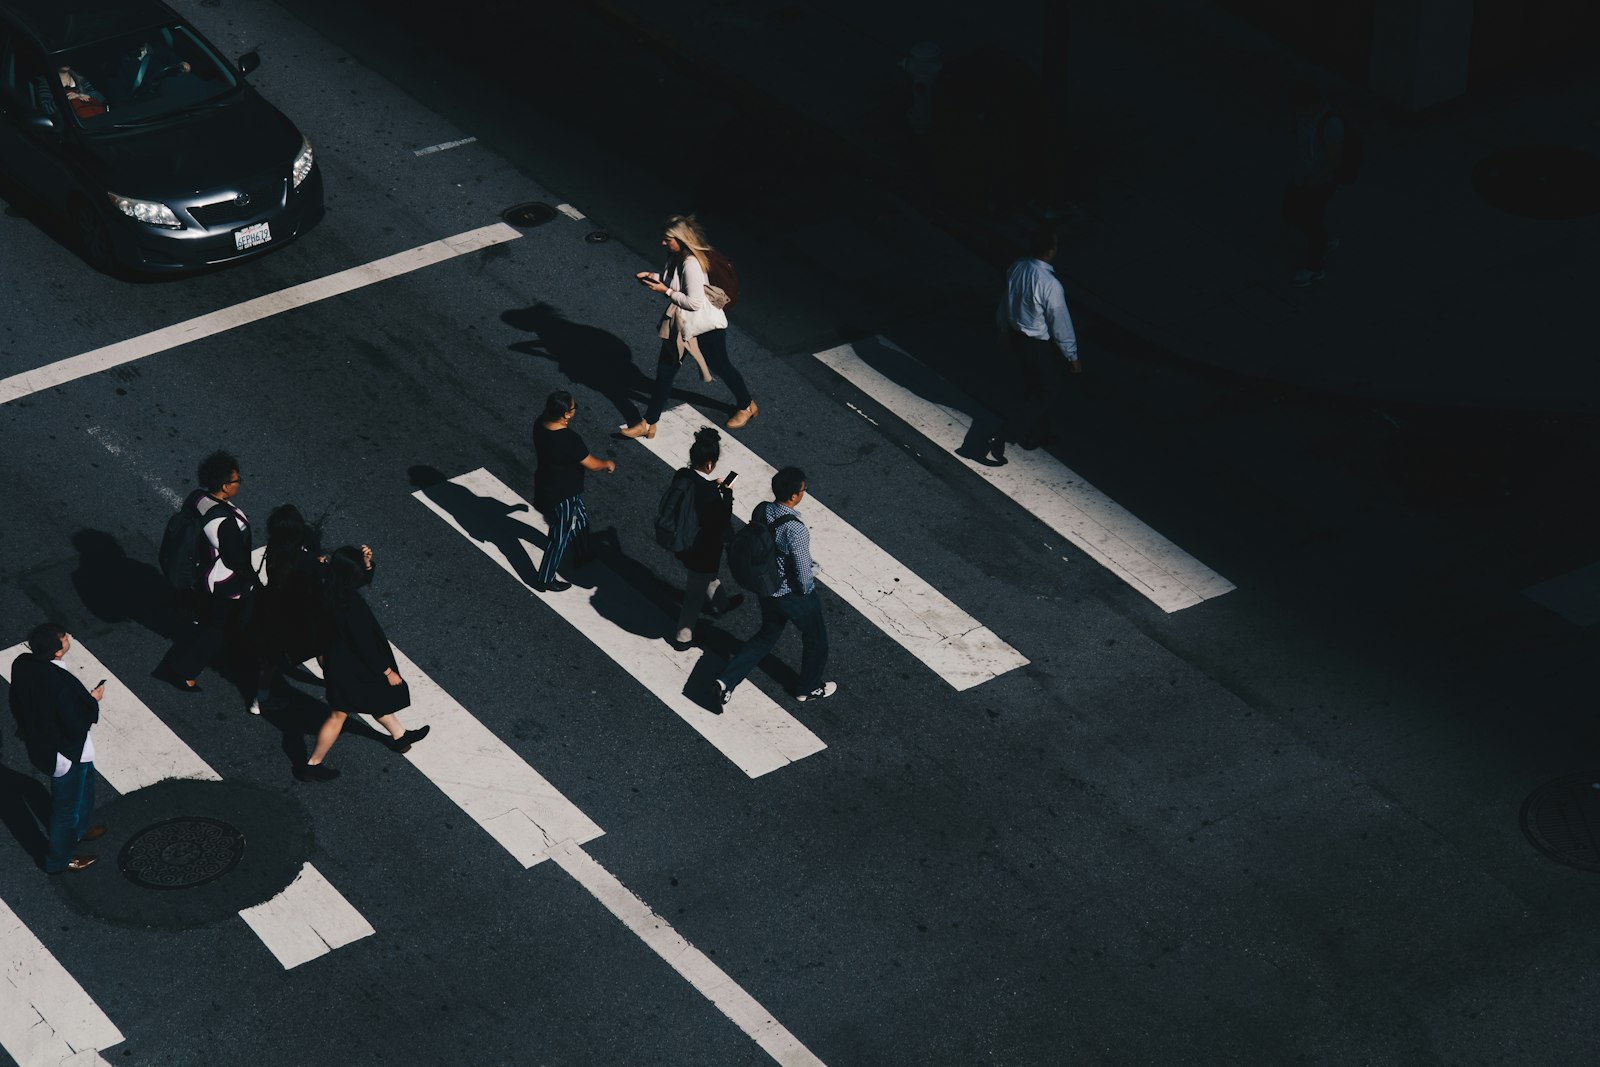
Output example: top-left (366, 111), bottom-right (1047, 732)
top-left (158, 494), bottom-right (219, 589)
top-left (1319, 110), bottom-right (1364, 186)
top-left (726, 505), bottom-right (798, 595)
top-left (653, 469), bottom-right (700, 553)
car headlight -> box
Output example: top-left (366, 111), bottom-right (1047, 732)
top-left (106, 191), bottom-right (182, 228)
top-left (292, 136), bottom-right (314, 189)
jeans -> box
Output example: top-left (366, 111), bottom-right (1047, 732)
top-left (645, 328), bottom-right (751, 423)
top-left (163, 589), bottom-right (249, 680)
top-left (45, 760), bottom-right (96, 873)
top-left (718, 588), bottom-right (829, 695)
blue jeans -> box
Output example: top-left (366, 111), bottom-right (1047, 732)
top-left (45, 760), bottom-right (96, 873)
top-left (718, 589), bottom-right (829, 695)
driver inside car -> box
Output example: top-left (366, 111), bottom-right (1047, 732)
top-left (112, 38), bottom-right (190, 100)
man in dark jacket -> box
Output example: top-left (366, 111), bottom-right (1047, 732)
top-left (9, 624), bottom-right (106, 873)
top-left (158, 450), bottom-right (255, 693)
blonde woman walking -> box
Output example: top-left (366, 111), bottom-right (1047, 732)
top-left (623, 215), bottom-right (758, 438)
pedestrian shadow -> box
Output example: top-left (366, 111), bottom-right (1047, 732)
top-left (0, 760), bottom-right (49, 867)
top-left (257, 686), bottom-right (414, 775)
top-left (503, 302), bottom-right (652, 425)
top-left (410, 466), bottom-right (545, 590)
top-left (842, 335), bottom-right (1012, 458)
top-left (69, 529), bottom-right (185, 640)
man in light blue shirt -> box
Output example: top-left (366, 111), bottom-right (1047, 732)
top-left (997, 229), bottom-right (1081, 451)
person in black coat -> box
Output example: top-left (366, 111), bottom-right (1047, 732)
top-left (8, 624), bottom-right (106, 873)
top-left (297, 546), bottom-right (429, 782)
top-left (248, 505), bottom-right (326, 715)
top-left (672, 428), bottom-right (745, 645)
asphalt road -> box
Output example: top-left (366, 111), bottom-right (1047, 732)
top-left (1, 2), bottom-right (1596, 1065)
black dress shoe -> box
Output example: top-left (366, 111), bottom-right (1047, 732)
top-left (386, 725), bottom-right (430, 753)
top-left (294, 762), bottom-right (339, 782)
top-left (536, 579), bottom-right (572, 592)
top-left (704, 593), bottom-right (745, 617)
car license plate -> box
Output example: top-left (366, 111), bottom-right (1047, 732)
top-left (234, 222), bottom-right (271, 251)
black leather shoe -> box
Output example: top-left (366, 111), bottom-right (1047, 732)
top-left (704, 594), bottom-right (745, 617)
top-left (294, 762), bottom-right (339, 782)
top-left (536, 579), bottom-right (572, 592)
top-left (386, 725), bottom-right (430, 753)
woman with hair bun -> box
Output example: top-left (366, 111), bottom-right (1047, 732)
top-left (671, 427), bottom-right (744, 644)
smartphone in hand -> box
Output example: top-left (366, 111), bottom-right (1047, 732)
top-left (722, 471), bottom-right (738, 488)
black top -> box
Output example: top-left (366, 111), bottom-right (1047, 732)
top-left (677, 471), bottom-right (734, 574)
top-left (8, 652), bottom-right (99, 777)
top-left (251, 544), bottom-right (325, 661)
top-left (533, 423), bottom-right (588, 512)
top-left (322, 593), bottom-right (408, 717)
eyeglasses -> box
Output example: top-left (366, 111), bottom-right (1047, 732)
top-left (224, 477), bottom-right (242, 486)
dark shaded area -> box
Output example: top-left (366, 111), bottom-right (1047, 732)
top-left (0, 761), bottom-right (50, 866)
top-left (1472, 145), bottom-right (1600, 219)
top-left (502, 303), bottom-right (650, 425)
top-left (1522, 773), bottom-right (1600, 872)
top-left (69, 529), bottom-right (185, 640)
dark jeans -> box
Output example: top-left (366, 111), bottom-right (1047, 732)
top-left (45, 760), bottom-right (96, 873)
top-left (718, 588), bottom-right (829, 695)
top-left (1283, 182), bottom-right (1336, 270)
top-left (163, 589), bottom-right (250, 680)
top-left (1008, 331), bottom-right (1071, 444)
top-left (644, 327), bottom-right (751, 423)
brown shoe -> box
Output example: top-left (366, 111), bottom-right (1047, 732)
top-left (725, 401), bottom-right (758, 429)
top-left (52, 856), bottom-right (97, 874)
top-left (619, 421), bottom-right (656, 439)
top-left (80, 825), bottom-right (108, 842)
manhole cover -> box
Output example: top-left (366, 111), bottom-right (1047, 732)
top-left (1521, 774), bottom-right (1600, 871)
top-left (501, 202), bottom-right (557, 227)
top-left (1472, 146), bottom-right (1600, 220)
top-left (119, 816), bottom-right (245, 889)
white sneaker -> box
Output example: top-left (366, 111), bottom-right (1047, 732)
top-left (674, 627), bottom-right (693, 644)
top-left (796, 681), bottom-right (838, 702)
top-left (714, 678), bottom-right (734, 706)
top-left (247, 700), bottom-right (262, 716)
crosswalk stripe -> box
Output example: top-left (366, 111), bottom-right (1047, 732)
top-left (551, 841), bottom-right (825, 1067)
top-left (293, 650), bottom-right (605, 867)
top-left (639, 406), bottom-right (1029, 691)
top-left (0, 642), bottom-right (219, 791)
top-left (237, 863), bottom-right (376, 970)
top-left (814, 341), bottom-right (1236, 613)
top-left (413, 468), bottom-right (827, 777)
top-left (0, 893), bottom-right (124, 1066)
top-left (0, 639), bottom-right (373, 970)
top-left (0, 221), bottom-right (522, 407)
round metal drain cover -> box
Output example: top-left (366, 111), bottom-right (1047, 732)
top-left (584, 231), bottom-right (611, 243)
top-left (1521, 774), bottom-right (1600, 871)
top-left (119, 816), bottom-right (245, 890)
top-left (1473, 146), bottom-right (1600, 219)
top-left (501, 202), bottom-right (557, 227)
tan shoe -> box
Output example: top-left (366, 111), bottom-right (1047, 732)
top-left (725, 402), bottom-right (758, 429)
top-left (619, 421), bottom-right (656, 439)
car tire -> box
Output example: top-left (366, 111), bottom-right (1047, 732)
top-left (71, 198), bottom-right (119, 276)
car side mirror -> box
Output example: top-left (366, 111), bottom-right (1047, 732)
top-left (237, 51), bottom-right (260, 76)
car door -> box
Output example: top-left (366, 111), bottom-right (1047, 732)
top-left (0, 28), bottom-right (78, 212)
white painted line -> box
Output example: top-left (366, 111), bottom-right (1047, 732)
top-left (643, 408), bottom-right (1029, 691)
top-left (294, 650), bottom-right (604, 867)
top-left (0, 894), bottom-right (123, 1067)
top-left (0, 222), bottom-right (522, 406)
top-left (238, 862), bottom-right (375, 969)
top-left (556, 203), bottom-right (586, 221)
top-left (551, 841), bottom-right (824, 1067)
top-left (413, 469), bottom-right (826, 777)
top-left (814, 341), bottom-right (1236, 612)
top-left (0, 642), bottom-right (220, 791)
top-left (413, 136), bottom-right (478, 156)
top-left (86, 426), bottom-right (184, 509)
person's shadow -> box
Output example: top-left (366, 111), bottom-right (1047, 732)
top-left (70, 529), bottom-right (185, 640)
top-left (0, 760), bottom-right (50, 868)
top-left (503, 302), bottom-right (653, 425)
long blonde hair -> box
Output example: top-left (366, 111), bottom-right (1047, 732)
top-left (664, 213), bottom-right (711, 274)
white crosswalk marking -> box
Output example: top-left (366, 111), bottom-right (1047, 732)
top-left (0, 640), bottom-right (373, 970)
top-left (814, 341), bottom-right (1236, 612)
top-left (413, 468), bottom-right (827, 777)
top-left (0, 893), bottom-right (123, 1066)
top-left (294, 651), bottom-right (604, 866)
top-left (551, 841), bottom-right (826, 1067)
top-left (238, 863), bottom-right (376, 969)
top-left (640, 406), bottom-right (1030, 690)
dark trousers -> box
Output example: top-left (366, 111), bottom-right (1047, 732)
top-left (163, 590), bottom-right (249, 680)
top-left (539, 495), bottom-right (590, 585)
top-left (718, 588), bottom-right (829, 695)
top-left (45, 760), bottom-right (96, 873)
top-left (1008, 331), bottom-right (1070, 445)
top-left (1283, 182), bottom-right (1336, 270)
top-left (645, 328), bottom-right (751, 423)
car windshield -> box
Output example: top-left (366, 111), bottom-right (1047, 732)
top-left (51, 23), bottom-right (237, 128)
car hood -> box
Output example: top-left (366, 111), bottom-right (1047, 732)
top-left (79, 92), bottom-right (302, 199)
